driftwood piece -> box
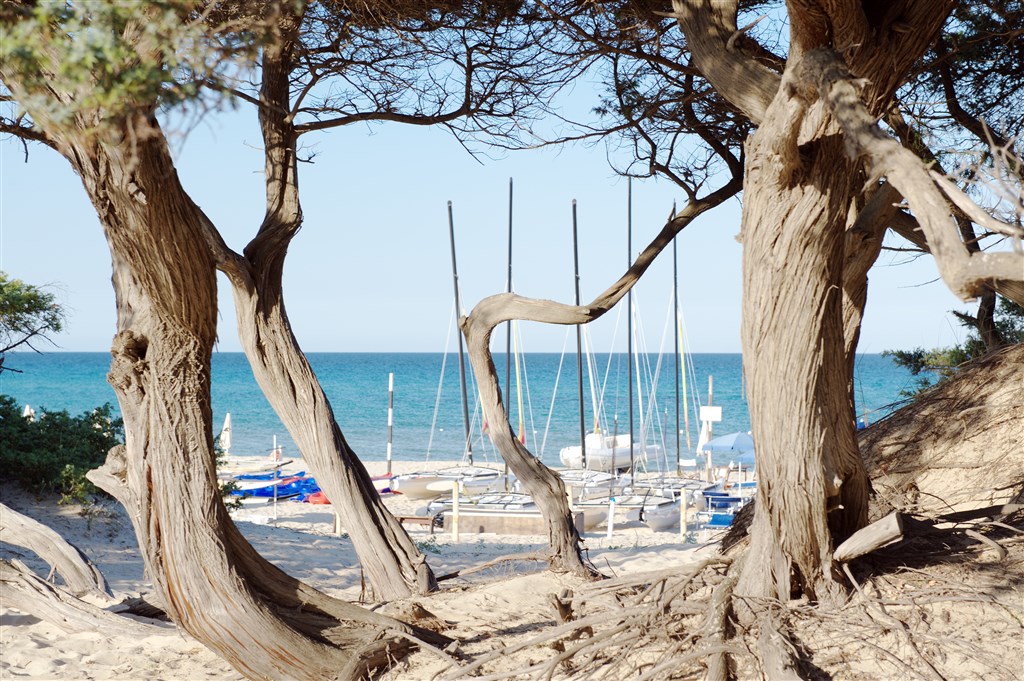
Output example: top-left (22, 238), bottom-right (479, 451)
top-left (833, 512), bottom-right (905, 562)
top-left (0, 502), bottom-right (112, 601)
top-left (0, 559), bottom-right (167, 637)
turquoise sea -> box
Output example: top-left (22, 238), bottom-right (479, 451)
top-left (1, 352), bottom-right (916, 469)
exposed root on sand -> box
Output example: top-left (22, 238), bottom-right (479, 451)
top-left (434, 506), bottom-right (1023, 681)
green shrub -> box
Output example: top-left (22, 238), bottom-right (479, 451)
top-left (0, 394), bottom-right (123, 502)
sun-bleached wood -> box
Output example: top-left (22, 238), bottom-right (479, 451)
top-left (0, 559), bottom-right (163, 637)
top-left (0, 503), bottom-right (112, 601)
top-left (833, 512), bottom-right (905, 563)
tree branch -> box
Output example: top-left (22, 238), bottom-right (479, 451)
top-left (669, 0), bottom-right (780, 125)
top-left (803, 50), bottom-right (1024, 300)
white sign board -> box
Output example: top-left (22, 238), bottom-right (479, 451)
top-left (699, 406), bottom-right (722, 422)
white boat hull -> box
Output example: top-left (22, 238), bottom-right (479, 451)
top-left (626, 500), bottom-right (681, 531)
top-left (391, 466), bottom-right (505, 500)
top-left (559, 444), bottom-right (654, 472)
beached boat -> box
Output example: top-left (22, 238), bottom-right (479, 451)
top-left (557, 469), bottom-right (627, 500)
top-left (582, 492), bottom-right (676, 511)
top-left (625, 498), bottom-right (682, 532)
top-left (559, 432), bottom-right (654, 472)
top-left (629, 474), bottom-right (708, 502)
top-left (419, 491), bottom-right (535, 515)
top-left (391, 465), bottom-right (505, 500)
top-left (230, 475), bottom-right (319, 499)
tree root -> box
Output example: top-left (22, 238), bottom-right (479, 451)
top-left (0, 558), bottom-right (170, 637)
top-left (439, 557), bottom-right (742, 681)
top-left (436, 551), bottom-right (550, 582)
top-left (0, 502), bottom-right (113, 601)
top-left (429, 512), bottom-right (1023, 681)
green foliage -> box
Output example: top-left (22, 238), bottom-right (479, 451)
top-left (884, 296), bottom-right (1024, 396)
top-left (214, 441), bottom-right (243, 510)
top-left (0, 395), bottom-right (123, 503)
top-left (0, 1), bottom-right (270, 133)
top-left (0, 271), bottom-right (65, 373)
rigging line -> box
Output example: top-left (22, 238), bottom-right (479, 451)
top-left (540, 327), bottom-right (571, 458)
top-left (678, 298), bottom-right (704, 442)
top-left (631, 294), bottom-right (646, 439)
top-left (644, 287), bottom-right (675, 471)
top-left (512, 319), bottom-right (526, 447)
top-left (582, 325), bottom-right (601, 434)
top-left (680, 314), bottom-right (692, 451)
top-left (597, 303), bottom-right (624, 435)
top-left (427, 302), bottom-right (456, 460)
top-left (635, 292), bottom-right (666, 457)
top-left (516, 322), bottom-right (541, 455)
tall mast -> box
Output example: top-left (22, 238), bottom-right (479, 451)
top-left (573, 200), bottom-right (586, 469)
top-left (627, 178), bottom-right (634, 473)
top-left (505, 179), bottom-right (513, 414)
top-left (505, 179), bottom-right (513, 487)
top-left (447, 201), bottom-right (473, 465)
top-left (673, 226), bottom-right (681, 475)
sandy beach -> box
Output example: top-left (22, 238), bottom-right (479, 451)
top-left (1, 458), bottom-right (716, 680)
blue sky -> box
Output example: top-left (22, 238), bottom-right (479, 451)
top-left (1, 103), bottom-right (974, 355)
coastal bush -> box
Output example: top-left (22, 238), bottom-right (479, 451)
top-left (0, 394), bottom-right (122, 503)
top-left (884, 296), bottom-right (1024, 396)
top-left (0, 271), bottom-right (65, 374)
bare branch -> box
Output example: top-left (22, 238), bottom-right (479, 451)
top-left (804, 50), bottom-right (1024, 300)
top-left (669, 0), bottom-right (780, 125)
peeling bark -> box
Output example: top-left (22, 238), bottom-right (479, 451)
top-left (736, 83), bottom-right (868, 603)
top-left (672, 2), bottom-right (1009, 606)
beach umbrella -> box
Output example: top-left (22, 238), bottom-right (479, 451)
top-left (700, 431), bottom-right (755, 454)
top-left (218, 413), bottom-right (232, 454)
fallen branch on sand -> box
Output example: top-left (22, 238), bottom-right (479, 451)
top-left (1, 558), bottom-right (170, 636)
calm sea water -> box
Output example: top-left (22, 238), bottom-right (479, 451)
top-left (1, 352), bottom-right (916, 469)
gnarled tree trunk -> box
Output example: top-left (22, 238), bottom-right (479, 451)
top-left (199, 11), bottom-right (436, 600)
top-left (672, 0), bottom-right (965, 604)
top-left (46, 114), bottom-right (432, 679)
top-left (736, 99), bottom-right (868, 603)
top-left (227, 272), bottom-right (438, 598)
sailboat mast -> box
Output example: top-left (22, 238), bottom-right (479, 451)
top-left (505, 179), bottom-right (513, 488)
top-left (627, 178), bottom-right (635, 473)
top-left (673, 232), bottom-right (681, 475)
top-left (447, 201), bottom-right (474, 465)
top-left (572, 200), bottom-right (586, 469)
top-left (505, 179), bottom-right (513, 410)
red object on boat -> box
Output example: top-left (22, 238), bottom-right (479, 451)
top-left (306, 491), bottom-right (331, 505)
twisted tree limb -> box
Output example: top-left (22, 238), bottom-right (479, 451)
top-left (0, 503), bottom-right (112, 601)
top-left (800, 49), bottom-right (1024, 300)
top-left (0, 558), bottom-right (167, 637)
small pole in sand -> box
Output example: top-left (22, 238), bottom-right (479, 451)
top-left (605, 498), bottom-right (616, 540)
top-left (451, 480), bottom-right (460, 542)
top-left (386, 373), bottom-right (394, 477)
top-left (272, 435), bottom-right (279, 522)
top-left (334, 512), bottom-right (342, 537)
top-left (680, 493), bottom-right (688, 541)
